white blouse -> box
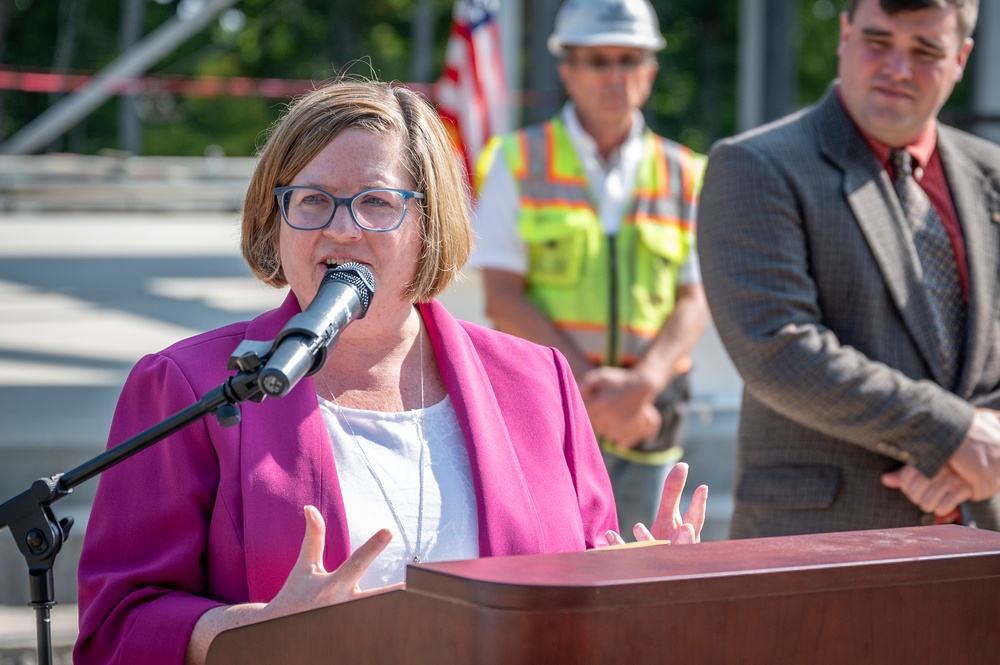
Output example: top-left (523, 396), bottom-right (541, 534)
top-left (319, 394), bottom-right (480, 589)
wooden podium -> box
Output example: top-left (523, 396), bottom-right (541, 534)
top-left (206, 525), bottom-right (1000, 664)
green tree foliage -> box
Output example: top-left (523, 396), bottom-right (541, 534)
top-left (0, 0), bottom-right (980, 157)
top-left (798, 0), bottom-right (843, 105)
top-left (1, 0), bottom-right (453, 155)
top-left (646, 0), bottom-right (742, 152)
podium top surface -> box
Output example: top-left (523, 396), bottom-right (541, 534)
top-left (405, 525), bottom-right (1000, 610)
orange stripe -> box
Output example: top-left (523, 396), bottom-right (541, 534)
top-left (520, 197), bottom-right (592, 212)
top-left (633, 137), bottom-right (670, 198)
top-left (618, 355), bottom-right (693, 373)
top-left (511, 132), bottom-right (529, 180)
top-left (622, 324), bottom-right (658, 340)
top-left (624, 213), bottom-right (694, 230)
top-left (544, 123), bottom-right (588, 187)
top-left (552, 320), bottom-right (606, 332)
top-left (552, 320), bottom-right (677, 338)
top-left (678, 145), bottom-right (699, 204)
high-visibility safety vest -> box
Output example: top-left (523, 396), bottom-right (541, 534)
top-left (480, 116), bottom-right (705, 368)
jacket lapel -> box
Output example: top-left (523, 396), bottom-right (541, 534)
top-left (814, 88), bottom-right (945, 382)
top-left (240, 293), bottom-right (352, 601)
top-left (419, 300), bottom-right (545, 557)
top-left (938, 130), bottom-right (1000, 396)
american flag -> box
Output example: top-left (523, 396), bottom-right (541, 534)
top-left (436, 0), bottom-right (508, 190)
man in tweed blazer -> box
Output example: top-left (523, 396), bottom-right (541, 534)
top-left (698, 0), bottom-right (1000, 538)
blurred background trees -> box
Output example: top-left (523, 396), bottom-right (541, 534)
top-left (0, 0), bottom-right (980, 157)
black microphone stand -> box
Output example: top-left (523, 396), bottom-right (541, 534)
top-left (0, 348), bottom-right (271, 665)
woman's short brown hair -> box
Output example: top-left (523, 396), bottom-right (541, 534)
top-left (241, 77), bottom-right (473, 302)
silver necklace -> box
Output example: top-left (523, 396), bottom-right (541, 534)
top-left (320, 322), bottom-right (427, 563)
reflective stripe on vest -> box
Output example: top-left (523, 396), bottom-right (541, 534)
top-left (500, 117), bottom-right (703, 366)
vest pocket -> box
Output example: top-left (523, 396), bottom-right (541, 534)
top-left (633, 221), bottom-right (687, 314)
top-left (518, 210), bottom-right (590, 288)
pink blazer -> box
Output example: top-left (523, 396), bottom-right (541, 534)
top-left (75, 295), bottom-right (616, 665)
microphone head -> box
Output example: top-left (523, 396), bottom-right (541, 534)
top-left (323, 262), bottom-right (375, 317)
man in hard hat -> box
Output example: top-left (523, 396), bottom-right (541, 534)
top-left (472, 0), bottom-right (709, 533)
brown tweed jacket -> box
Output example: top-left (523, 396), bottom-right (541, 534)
top-left (698, 86), bottom-right (1000, 538)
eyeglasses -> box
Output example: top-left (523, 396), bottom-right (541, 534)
top-left (568, 53), bottom-right (652, 73)
top-left (274, 186), bottom-right (425, 233)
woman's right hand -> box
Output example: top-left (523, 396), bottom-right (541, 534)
top-left (264, 505), bottom-right (400, 618)
top-left (186, 506), bottom-right (399, 665)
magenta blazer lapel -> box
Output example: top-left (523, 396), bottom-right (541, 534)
top-left (419, 301), bottom-right (545, 557)
top-left (240, 293), bottom-right (353, 601)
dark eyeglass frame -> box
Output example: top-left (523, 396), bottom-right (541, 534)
top-left (273, 185), bottom-right (426, 233)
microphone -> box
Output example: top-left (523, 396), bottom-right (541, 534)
top-left (258, 261), bottom-right (375, 398)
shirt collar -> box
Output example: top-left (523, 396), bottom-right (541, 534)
top-left (560, 102), bottom-right (646, 168)
top-left (834, 83), bottom-right (937, 169)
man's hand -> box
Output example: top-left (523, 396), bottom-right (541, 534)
top-left (881, 464), bottom-right (973, 516)
top-left (580, 366), bottom-right (661, 448)
top-left (948, 409), bottom-right (1000, 501)
top-left (881, 409), bottom-right (1000, 513)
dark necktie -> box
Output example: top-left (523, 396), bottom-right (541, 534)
top-left (890, 149), bottom-right (965, 389)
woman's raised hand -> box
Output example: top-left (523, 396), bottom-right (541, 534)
top-left (186, 506), bottom-right (399, 664)
top-left (264, 506), bottom-right (401, 618)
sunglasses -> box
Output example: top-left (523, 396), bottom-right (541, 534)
top-left (568, 52), bottom-right (653, 73)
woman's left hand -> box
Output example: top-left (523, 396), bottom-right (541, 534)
top-left (605, 462), bottom-right (708, 546)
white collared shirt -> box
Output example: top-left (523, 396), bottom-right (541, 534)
top-left (561, 103), bottom-right (646, 235)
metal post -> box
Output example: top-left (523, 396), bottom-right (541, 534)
top-left (118, 0), bottom-right (147, 155)
top-left (737, 0), bottom-right (766, 132)
top-left (525, 0), bottom-right (562, 124)
top-left (762, 0), bottom-right (797, 123)
top-left (973, 0), bottom-right (1000, 143)
top-left (499, 0), bottom-right (522, 130)
top-left (410, 0), bottom-right (435, 83)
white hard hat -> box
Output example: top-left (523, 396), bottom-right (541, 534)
top-left (547, 0), bottom-right (667, 57)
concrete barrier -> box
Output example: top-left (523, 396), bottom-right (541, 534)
top-left (0, 154), bottom-right (254, 212)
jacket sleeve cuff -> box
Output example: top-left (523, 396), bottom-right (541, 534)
top-left (908, 393), bottom-right (976, 478)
